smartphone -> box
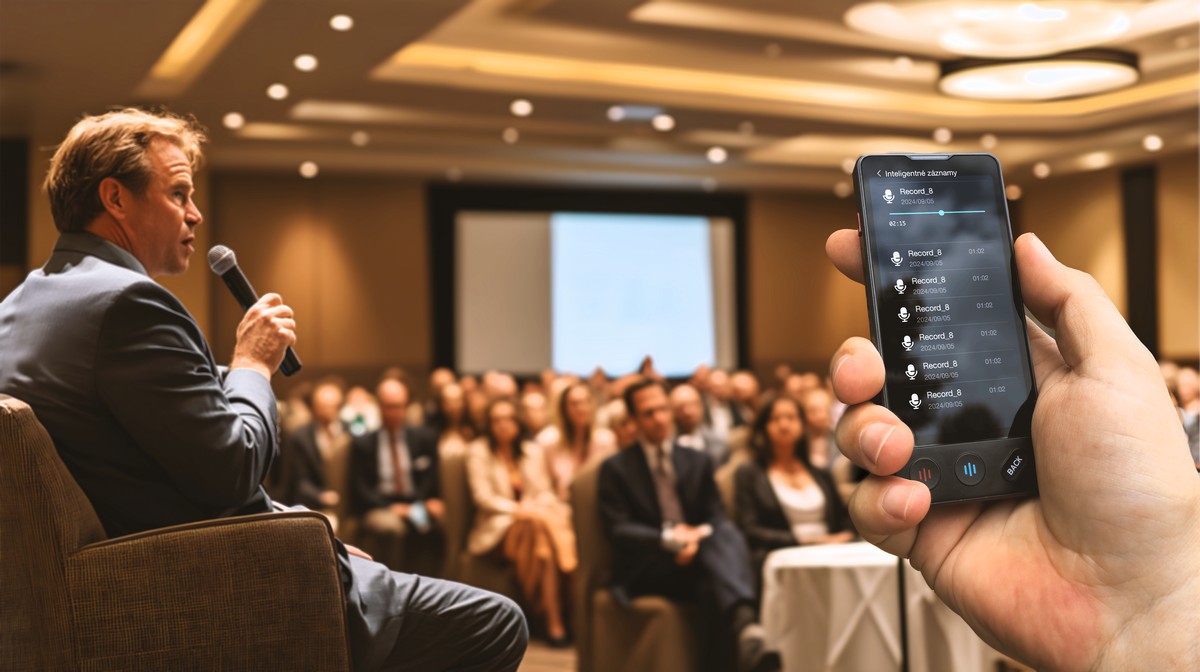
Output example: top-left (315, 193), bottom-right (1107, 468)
top-left (853, 153), bottom-right (1038, 504)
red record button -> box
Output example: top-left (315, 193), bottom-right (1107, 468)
top-left (910, 458), bottom-right (939, 489)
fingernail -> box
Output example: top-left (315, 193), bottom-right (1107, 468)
top-left (859, 423), bottom-right (896, 469)
top-left (882, 486), bottom-right (915, 520)
top-left (831, 354), bottom-right (851, 382)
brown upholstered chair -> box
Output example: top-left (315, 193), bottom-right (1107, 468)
top-left (437, 446), bottom-right (520, 599)
top-left (0, 395), bottom-right (352, 672)
top-left (570, 461), bottom-right (709, 672)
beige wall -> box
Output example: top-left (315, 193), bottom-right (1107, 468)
top-left (1156, 152), bottom-right (1200, 361)
top-left (746, 192), bottom-right (867, 377)
top-left (1021, 166), bottom-right (1128, 316)
top-left (209, 175), bottom-right (431, 380)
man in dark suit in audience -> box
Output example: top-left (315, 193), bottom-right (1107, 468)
top-left (597, 379), bottom-right (780, 672)
top-left (349, 378), bottom-right (444, 575)
top-left (281, 380), bottom-right (351, 531)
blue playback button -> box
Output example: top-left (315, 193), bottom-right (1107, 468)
top-left (955, 453), bottom-right (985, 486)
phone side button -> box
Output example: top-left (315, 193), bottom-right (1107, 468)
top-left (955, 453), bottom-right (985, 486)
top-left (1002, 449), bottom-right (1029, 482)
top-left (910, 458), bottom-right (940, 490)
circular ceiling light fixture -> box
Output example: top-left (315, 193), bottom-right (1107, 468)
top-left (222, 112), bottom-right (245, 130)
top-left (940, 50), bottom-right (1138, 101)
top-left (294, 54), bottom-right (318, 72)
top-left (845, 2), bottom-right (1132, 59)
top-left (1142, 134), bottom-right (1163, 152)
top-left (330, 15), bottom-right (354, 31)
top-left (651, 114), bottom-right (676, 132)
top-left (509, 99), bottom-right (533, 117)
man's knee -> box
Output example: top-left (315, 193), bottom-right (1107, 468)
top-left (480, 591), bottom-right (528, 671)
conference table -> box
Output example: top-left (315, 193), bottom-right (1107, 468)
top-left (760, 542), bottom-right (1001, 672)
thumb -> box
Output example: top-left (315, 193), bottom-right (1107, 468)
top-left (1014, 233), bottom-right (1155, 379)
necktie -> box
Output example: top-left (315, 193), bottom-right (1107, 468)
top-left (653, 444), bottom-right (685, 525)
top-left (392, 432), bottom-right (408, 498)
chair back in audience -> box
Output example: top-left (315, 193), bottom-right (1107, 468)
top-left (438, 444), bottom-right (520, 599)
top-left (570, 460), bottom-right (708, 672)
top-left (0, 394), bottom-right (352, 671)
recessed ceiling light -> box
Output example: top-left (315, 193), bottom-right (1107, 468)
top-left (980, 133), bottom-right (998, 149)
top-left (940, 51), bottom-right (1138, 101)
top-left (841, 158), bottom-right (856, 174)
top-left (294, 54), bottom-right (318, 72)
top-left (1005, 184), bottom-right (1022, 200)
top-left (845, 2), bottom-right (1133, 59)
top-left (1032, 162), bottom-right (1051, 179)
top-left (833, 181), bottom-right (854, 198)
top-left (299, 161), bottom-right (319, 179)
top-left (510, 99), bottom-right (533, 117)
top-left (1143, 134), bottom-right (1164, 152)
top-left (706, 146), bottom-right (728, 164)
top-left (702, 178), bottom-right (718, 192)
top-left (267, 83), bottom-right (289, 100)
top-left (933, 127), bottom-right (953, 144)
top-left (350, 130), bottom-right (370, 147)
top-left (1079, 151), bottom-right (1113, 170)
top-left (502, 127), bottom-right (520, 144)
top-left (330, 14), bottom-right (354, 31)
top-left (222, 112), bottom-right (245, 130)
top-left (607, 105), bottom-right (626, 122)
top-left (652, 114), bottom-right (675, 132)
top-left (739, 121), bottom-right (755, 135)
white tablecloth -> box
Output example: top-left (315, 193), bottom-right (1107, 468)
top-left (761, 542), bottom-right (999, 672)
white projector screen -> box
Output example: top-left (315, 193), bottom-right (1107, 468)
top-left (456, 211), bottom-right (737, 377)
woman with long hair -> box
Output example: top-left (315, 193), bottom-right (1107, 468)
top-left (538, 382), bottom-right (617, 501)
top-left (734, 394), bottom-right (854, 580)
top-left (465, 397), bottom-right (576, 645)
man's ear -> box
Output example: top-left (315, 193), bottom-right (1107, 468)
top-left (97, 177), bottom-right (127, 220)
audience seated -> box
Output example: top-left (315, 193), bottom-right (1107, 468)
top-left (734, 393), bottom-right (855, 586)
top-left (538, 382), bottom-right (618, 501)
top-left (340, 385), bottom-right (381, 437)
top-left (703, 369), bottom-right (736, 442)
top-left (599, 397), bottom-right (640, 450)
top-left (466, 397), bottom-right (576, 646)
top-left (520, 389), bottom-right (551, 438)
top-left (729, 371), bottom-right (761, 428)
top-left (348, 378), bottom-right (445, 575)
top-left (432, 381), bottom-right (476, 455)
top-left (1172, 366), bottom-right (1200, 469)
top-left (672, 383), bottom-right (729, 465)
top-left (598, 379), bottom-right (780, 672)
top-left (281, 379), bottom-right (351, 533)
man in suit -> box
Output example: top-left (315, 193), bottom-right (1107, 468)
top-left (0, 109), bottom-right (525, 672)
top-left (349, 378), bottom-right (445, 575)
top-left (282, 380), bottom-right (351, 530)
top-left (671, 383), bottom-right (729, 465)
top-left (597, 379), bottom-right (780, 672)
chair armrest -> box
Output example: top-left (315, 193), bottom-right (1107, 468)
top-left (66, 511), bottom-right (351, 671)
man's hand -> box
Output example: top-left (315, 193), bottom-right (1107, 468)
top-left (674, 538), bottom-right (699, 566)
top-left (344, 543), bottom-right (373, 561)
top-left (230, 293), bottom-right (296, 378)
top-left (826, 230), bottom-right (1200, 671)
top-left (389, 502), bottom-right (411, 518)
top-left (425, 498), bottom-right (445, 520)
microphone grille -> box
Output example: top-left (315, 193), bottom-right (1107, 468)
top-left (207, 245), bottom-right (237, 274)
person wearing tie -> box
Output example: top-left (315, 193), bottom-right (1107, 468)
top-left (597, 379), bottom-right (781, 672)
top-left (348, 378), bottom-right (444, 575)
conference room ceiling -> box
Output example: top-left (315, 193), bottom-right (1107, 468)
top-left (1, 0), bottom-right (1197, 193)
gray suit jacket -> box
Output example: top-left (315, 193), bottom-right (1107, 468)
top-left (0, 232), bottom-right (277, 537)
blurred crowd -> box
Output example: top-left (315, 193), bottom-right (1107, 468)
top-left (265, 357), bottom-right (1199, 650)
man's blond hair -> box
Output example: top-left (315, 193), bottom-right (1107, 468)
top-left (44, 108), bottom-right (206, 233)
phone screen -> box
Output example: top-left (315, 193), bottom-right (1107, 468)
top-left (856, 154), bottom-right (1036, 449)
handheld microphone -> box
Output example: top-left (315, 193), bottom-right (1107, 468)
top-left (207, 244), bottom-right (302, 377)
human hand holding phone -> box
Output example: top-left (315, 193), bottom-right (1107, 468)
top-left (826, 228), bottom-right (1200, 671)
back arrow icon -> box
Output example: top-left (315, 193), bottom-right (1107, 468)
top-left (877, 170), bottom-right (882, 177)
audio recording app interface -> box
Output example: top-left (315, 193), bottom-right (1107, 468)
top-left (859, 154), bottom-right (1036, 448)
